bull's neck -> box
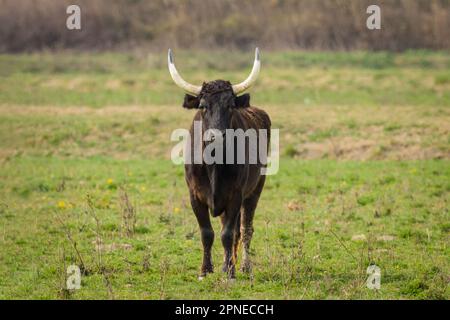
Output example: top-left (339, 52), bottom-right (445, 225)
top-left (206, 164), bottom-right (229, 216)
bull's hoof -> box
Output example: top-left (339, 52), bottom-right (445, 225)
top-left (240, 261), bottom-right (252, 273)
top-left (220, 277), bottom-right (236, 284)
top-left (198, 272), bottom-right (211, 281)
top-left (227, 278), bottom-right (236, 284)
top-left (199, 266), bottom-right (213, 280)
top-left (201, 264), bottom-right (214, 274)
top-left (222, 264), bottom-right (236, 279)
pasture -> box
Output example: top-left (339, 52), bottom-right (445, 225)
top-left (0, 51), bottom-right (449, 299)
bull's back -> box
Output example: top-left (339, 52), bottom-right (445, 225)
top-left (233, 106), bottom-right (271, 133)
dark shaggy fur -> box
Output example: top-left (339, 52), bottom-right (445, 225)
top-left (183, 80), bottom-right (271, 278)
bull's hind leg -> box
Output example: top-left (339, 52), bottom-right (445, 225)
top-left (241, 177), bottom-right (266, 273)
top-left (233, 212), bottom-right (241, 265)
top-left (190, 193), bottom-right (214, 278)
top-left (220, 195), bottom-right (242, 279)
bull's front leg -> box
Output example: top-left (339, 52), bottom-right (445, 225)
top-left (220, 195), bottom-right (242, 279)
top-left (190, 193), bottom-right (214, 279)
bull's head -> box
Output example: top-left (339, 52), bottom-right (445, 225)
top-left (168, 48), bottom-right (260, 133)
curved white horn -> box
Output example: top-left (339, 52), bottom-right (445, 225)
top-left (232, 48), bottom-right (260, 95)
top-left (168, 49), bottom-right (202, 96)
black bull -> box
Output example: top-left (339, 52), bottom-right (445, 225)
top-left (182, 80), bottom-right (271, 279)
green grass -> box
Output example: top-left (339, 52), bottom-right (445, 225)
top-left (0, 157), bottom-right (448, 299)
top-left (0, 50), bottom-right (449, 107)
top-left (0, 51), bottom-right (449, 299)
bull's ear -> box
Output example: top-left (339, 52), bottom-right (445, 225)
top-left (234, 94), bottom-right (250, 108)
top-left (183, 94), bottom-right (200, 109)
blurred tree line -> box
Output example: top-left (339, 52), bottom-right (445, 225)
top-left (0, 0), bottom-right (448, 52)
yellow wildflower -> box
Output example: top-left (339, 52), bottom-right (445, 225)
top-left (57, 201), bottom-right (66, 209)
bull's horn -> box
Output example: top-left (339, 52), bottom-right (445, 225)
top-left (168, 49), bottom-right (202, 96)
top-left (232, 48), bottom-right (260, 95)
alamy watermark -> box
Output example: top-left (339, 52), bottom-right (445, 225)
top-left (366, 265), bottom-right (381, 290)
top-left (66, 264), bottom-right (81, 290)
top-left (170, 121), bottom-right (279, 175)
top-left (366, 5), bottom-right (381, 30)
top-left (66, 5), bottom-right (81, 30)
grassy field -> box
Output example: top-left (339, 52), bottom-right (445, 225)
top-left (0, 51), bottom-right (449, 299)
